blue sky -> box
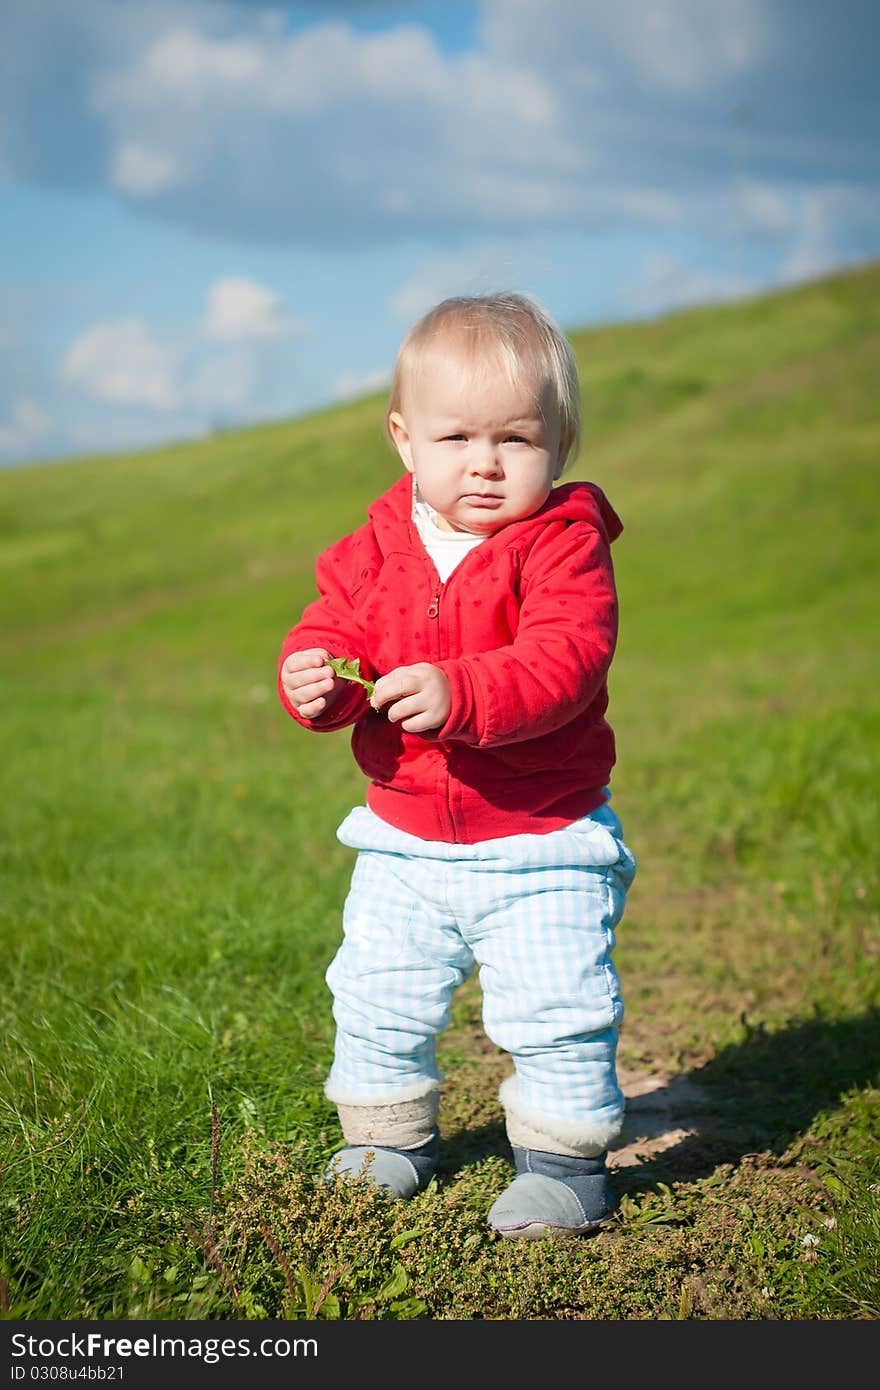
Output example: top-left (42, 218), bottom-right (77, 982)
top-left (2, 0), bottom-right (878, 466)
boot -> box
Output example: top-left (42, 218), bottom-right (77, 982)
top-left (487, 1147), bottom-right (615, 1239)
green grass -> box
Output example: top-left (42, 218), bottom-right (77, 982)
top-left (1, 262), bottom-right (878, 1320)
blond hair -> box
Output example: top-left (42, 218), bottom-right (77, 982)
top-left (385, 292), bottom-right (582, 473)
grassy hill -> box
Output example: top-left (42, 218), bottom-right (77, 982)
top-left (1, 262), bottom-right (878, 1320)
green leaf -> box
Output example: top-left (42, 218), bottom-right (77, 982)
top-left (326, 655), bottom-right (375, 699)
top-left (388, 1227), bottom-right (427, 1250)
top-left (376, 1262), bottom-right (409, 1301)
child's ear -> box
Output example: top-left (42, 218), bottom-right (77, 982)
top-left (387, 411), bottom-right (415, 472)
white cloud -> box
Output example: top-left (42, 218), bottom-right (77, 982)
top-left (111, 140), bottom-right (182, 197)
top-left (733, 179), bottom-right (793, 236)
top-left (777, 186), bottom-right (880, 285)
top-left (58, 272), bottom-right (307, 427)
top-left (0, 397), bottom-right (51, 452)
top-left (85, 14), bottom-right (580, 242)
top-left (2, 0), bottom-right (878, 470)
top-left (783, 214), bottom-right (837, 283)
top-left (332, 367), bottom-right (390, 401)
top-left (392, 257), bottom-right (494, 324)
top-left (186, 350), bottom-right (259, 413)
top-left (4, 0), bottom-right (874, 255)
top-left (391, 241), bottom-right (555, 323)
top-left (619, 254), bottom-right (758, 317)
top-left (61, 318), bottom-right (179, 410)
top-left (480, 0), bottom-right (772, 94)
top-left (202, 276), bottom-right (297, 342)
top-left (718, 180), bottom-right (880, 286)
top-left (585, 0), bottom-right (769, 93)
top-left (142, 25), bottom-right (263, 89)
top-left (61, 413), bottom-right (210, 458)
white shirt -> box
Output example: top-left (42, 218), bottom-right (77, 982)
top-left (411, 479), bottom-right (485, 582)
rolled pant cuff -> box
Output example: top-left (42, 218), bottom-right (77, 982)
top-left (324, 1076), bottom-right (440, 1107)
top-left (500, 1074), bottom-right (623, 1158)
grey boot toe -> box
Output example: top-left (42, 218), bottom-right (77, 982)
top-left (324, 1134), bottom-right (438, 1200)
top-left (487, 1173), bottom-right (611, 1239)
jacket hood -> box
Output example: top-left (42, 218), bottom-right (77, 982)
top-left (369, 473), bottom-right (623, 550)
top-left (537, 479), bottom-right (624, 543)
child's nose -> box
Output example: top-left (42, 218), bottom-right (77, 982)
top-left (469, 442), bottom-right (503, 475)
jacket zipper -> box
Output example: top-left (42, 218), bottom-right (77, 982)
top-left (424, 575), bottom-right (456, 837)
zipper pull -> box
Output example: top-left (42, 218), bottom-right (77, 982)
top-left (427, 586), bottom-right (441, 619)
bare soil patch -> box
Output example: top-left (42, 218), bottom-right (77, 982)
top-left (611, 1066), bottom-right (727, 1168)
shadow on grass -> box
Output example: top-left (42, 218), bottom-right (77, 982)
top-left (440, 1005), bottom-right (880, 1194)
top-left (439, 1118), bottom-right (508, 1175)
top-left (636, 1003), bottom-right (880, 1180)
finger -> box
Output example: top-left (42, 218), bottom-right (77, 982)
top-left (283, 668), bottom-right (329, 695)
top-left (285, 675), bottom-right (335, 704)
top-left (283, 661), bottom-right (334, 690)
top-left (400, 710), bottom-right (441, 733)
top-left (371, 669), bottom-right (417, 710)
top-left (296, 695), bottom-right (327, 719)
top-left (282, 648), bottom-right (330, 675)
top-left (386, 694), bottom-right (425, 724)
top-left (369, 677), bottom-right (391, 708)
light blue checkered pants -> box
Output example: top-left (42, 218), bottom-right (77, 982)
top-left (324, 792), bottom-right (637, 1144)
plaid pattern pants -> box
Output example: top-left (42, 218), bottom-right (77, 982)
top-left (324, 793), bottom-right (636, 1137)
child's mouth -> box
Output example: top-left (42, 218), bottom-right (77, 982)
top-left (462, 494), bottom-right (503, 507)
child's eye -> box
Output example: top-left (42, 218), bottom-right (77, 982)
top-left (505, 434), bottom-right (529, 444)
top-left (443, 434), bottom-right (466, 442)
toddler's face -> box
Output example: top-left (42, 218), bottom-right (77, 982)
top-left (388, 345), bottom-right (562, 535)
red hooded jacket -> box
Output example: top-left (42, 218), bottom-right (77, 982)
top-left (278, 473), bottom-right (624, 843)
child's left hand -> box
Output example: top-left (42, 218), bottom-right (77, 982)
top-left (370, 663), bottom-right (451, 733)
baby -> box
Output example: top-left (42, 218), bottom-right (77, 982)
top-left (278, 292), bottom-right (636, 1238)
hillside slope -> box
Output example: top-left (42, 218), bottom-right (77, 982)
top-left (1, 261), bottom-right (878, 1320)
top-left (1, 260), bottom-right (877, 655)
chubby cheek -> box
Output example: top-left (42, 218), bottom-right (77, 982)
top-left (415, 461), bottom-right (456, 507)
top-left (529, 482), bottom-right (554, 512)
top-left (520, 467), bottom-right (555, 510)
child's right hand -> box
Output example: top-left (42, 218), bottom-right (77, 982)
top-left (280, 648), bottom-right (343, 718)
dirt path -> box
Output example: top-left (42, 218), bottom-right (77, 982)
top-left (611, 1068), bottom-right (718, 1168)
top-left (443, 981), bottom-right (734, 1170)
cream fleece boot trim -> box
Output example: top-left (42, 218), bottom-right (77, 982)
top-left (499, 1075), bottom-right (623, 1159)
top-left (336, 1091), bottom-right (440, 1152)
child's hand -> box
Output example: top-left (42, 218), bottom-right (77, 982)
top-left (370, 663), bottom-right (451, 733)
top-left (280, 648), bottom-right (344, 719)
